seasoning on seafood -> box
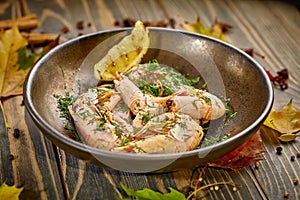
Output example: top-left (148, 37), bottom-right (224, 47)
top-left (69, 87), bottom-right (129, 150)
top-left (70, 63), bottom-right (226, 153)
top-left (113, 112), bottom-right (204, 153)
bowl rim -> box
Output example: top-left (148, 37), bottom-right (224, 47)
top-left (24, 27), bottom-right (274, 161)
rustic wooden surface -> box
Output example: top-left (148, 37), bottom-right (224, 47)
top-left (1, 0), bottom-right (300, 199)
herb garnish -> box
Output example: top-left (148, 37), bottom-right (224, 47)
top-left (225, 98), bottom-right (237, 120)
top-left (141, 113), bottom-right (151, 125)
top-left (53, 92), bottom-right (74, 122)
top-left (53, 92), bottom-right (81, 141)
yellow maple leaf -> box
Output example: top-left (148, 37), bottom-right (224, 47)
top-left (182, 18), bottom-right (231, 42)
top-left (0, 183), bottom-right (23, 200)
top-left (0, 22), bottom-right (28, 98)
top-left (182, 18), bottom-right (212, 36)
top-left (263, 99), bottom-right (300, 134)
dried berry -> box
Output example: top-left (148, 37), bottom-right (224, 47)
top-left (284, 192), bottom-right (289, 198)
top-left (114, 20), bottom-right (120, 26)
top-left (297, 152), bottom-right (300, 158)
top-left (241, 48), bottom-right (265, 59)
top-left (265, 69), bottom-right (289, 91)
top-left (120, 18), bottom-right (175, 28)
top-left (76, 20), bottom-right (84, 30)
top-left (61, 26), bottom-right (69, 34)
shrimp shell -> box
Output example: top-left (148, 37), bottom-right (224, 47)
top-left (113, 112), bottom-right (203, 153)
top-left (69, 88), bottom-right (123, 150)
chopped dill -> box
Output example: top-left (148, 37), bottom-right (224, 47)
top-left (53, 92), bottom-right (81, 141)
top-left (225, 98), bottom-right (237, 120)
top-left (53, 92), bottom-right (74, 121)
top-left (201, 82), bottom-right (207, 89)
top-left (141, 113), bottom-right (151, 125)
top-left (201, 135), bottom-right (229, 147)
top-left (185, 76), bottom-right (200, 86)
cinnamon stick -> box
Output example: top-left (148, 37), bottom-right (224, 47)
top-left (21, 32), bottom-right (59, 46)
top-left (0, 14), bottom-right (38, 30)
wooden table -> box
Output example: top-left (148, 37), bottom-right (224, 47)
top-left (1, 0), bottom-right (300, 199)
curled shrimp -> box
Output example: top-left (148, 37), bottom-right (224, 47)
top-left (69, 87), bottom-right (132, 150)
top-left (151, 87), bottom-right (225, 121)
top-left (112, 112), bottom-right (204, 153)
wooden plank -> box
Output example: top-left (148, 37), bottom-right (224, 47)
top-left (1, 0), bottom-right (299, 199)
top-left (214, 1), bottom-right (300, 198)
top-left (50, 0), bottom-right (267, 199)
top-left (0, 103), bottom-right (15, 186)
top-left (223, 0), bottom-right (300, 109)
top-left (0, 97), bottom-right (64, 199)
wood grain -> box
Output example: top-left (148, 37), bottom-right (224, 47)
top-left (0, 0), bottom-right (300, 199)
top-left (0, 96), bottom-right (64, 199)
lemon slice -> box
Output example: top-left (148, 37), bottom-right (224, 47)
top-left (94, 21), bottom-right (150, 81)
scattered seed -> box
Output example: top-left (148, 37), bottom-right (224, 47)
top-left (276, 146), bottom-right (283, 155)
top-left (293, 178), bottom-right (299, 185)
top-left (114, 20), bottom-right (120, 26)
top-left (13, 128), bottom-right (20, 138)
top-left (255, 162), bottom-right (260, 169)
top-left (232, 186), bottom-right (238, 192)
top-left (297, 152), bottom-right (300, 158)
top-left (291, 155), bottom-right (295, 161)
top-left (284, 192), bottom-right (289, 198)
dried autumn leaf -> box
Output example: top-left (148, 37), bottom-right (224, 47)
top-left (263, 99), bottom-right (300, 134)
top-left (0, 23), bottom-right (27, 97)
top-left (182, 17), bottom-right (231, 42)
top-left (119, 182), bottom-right (186, 200)
top-left (0, 23), bottom-right (44, 98)
top-left (208, 131), bottom-right (265, 170)
top-left (182, 18), bottom-right (211, 37)
top-left (278, 133), bottom-right (297, 142)
top-left (0, 182), bottom-right (23, 200)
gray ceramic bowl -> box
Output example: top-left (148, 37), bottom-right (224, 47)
top-left (24, 27), bottom-right (273, 173)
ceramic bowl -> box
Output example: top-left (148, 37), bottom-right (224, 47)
top-left (24, 27), bottom-right (273, 173)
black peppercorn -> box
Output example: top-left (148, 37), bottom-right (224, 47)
top-left (276, 146), bottom-right (283, 155)
top-left (166, 99), bottom-right (173, 107)
top-left (291, 155), bottom-right (295, 161)
top-left (13, 128), bottom-right (20, 138)
top-left (8, 154), bottom-right (14, 160)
